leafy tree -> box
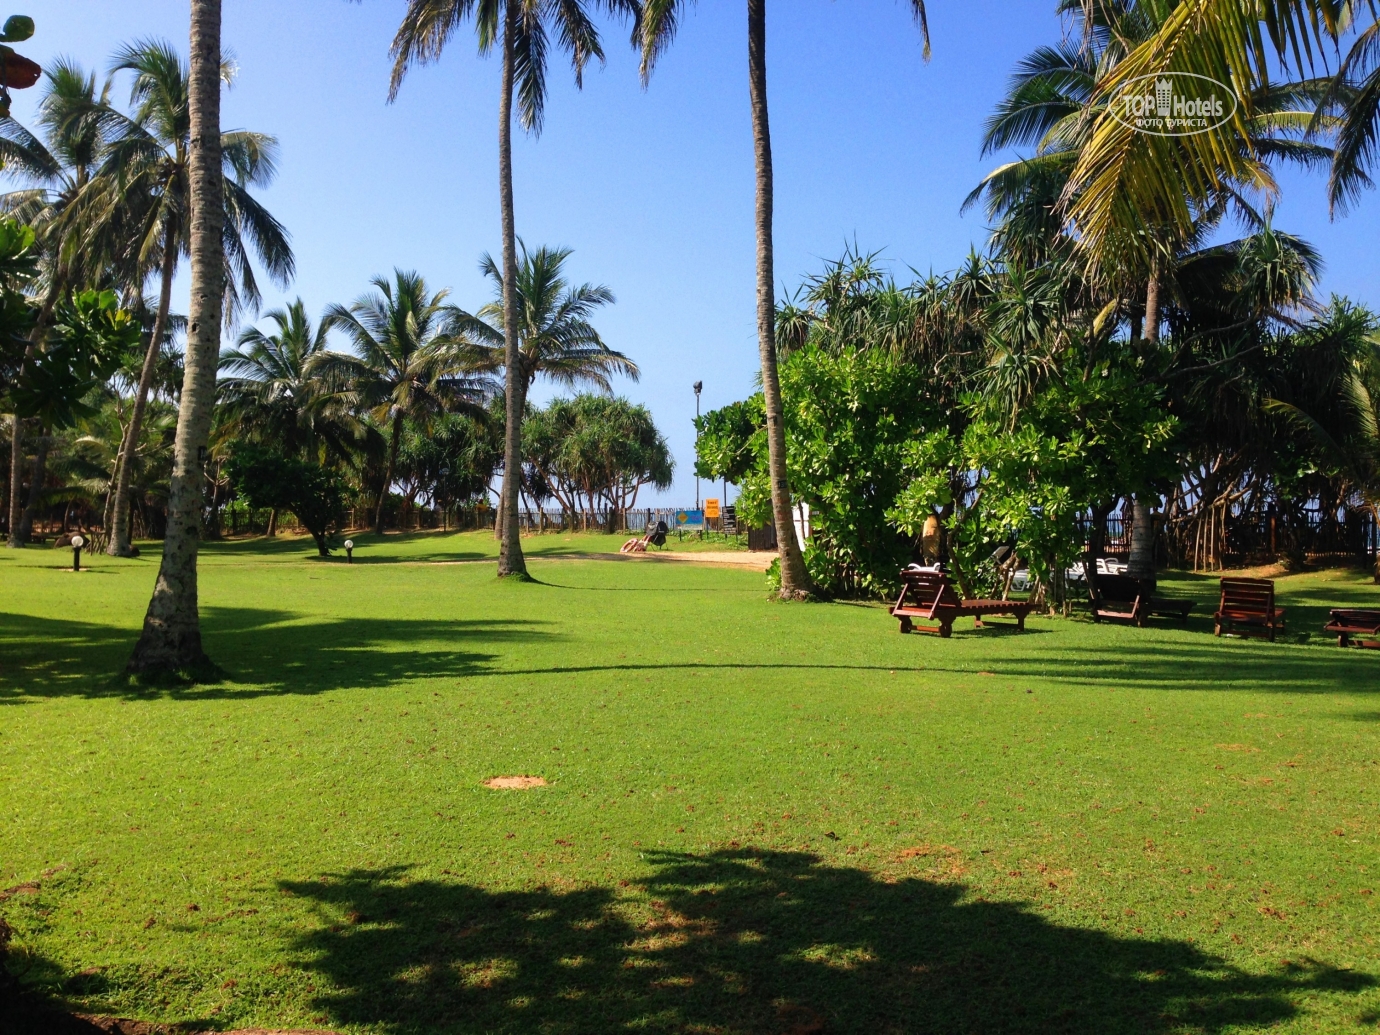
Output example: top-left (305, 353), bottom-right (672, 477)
top-left (396, 410), bottom-right (502, 518)
top-left (385, 0), bottom-right (639, 579)
top-left (224, 441), bottom-right (350, 557)
top-left (523, 394), bottom-right (672, 527)
top-left (693, 396), bottom-right (763, 487)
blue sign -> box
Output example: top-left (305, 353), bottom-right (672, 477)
top-left (675, 509), bottom-right (705, 528)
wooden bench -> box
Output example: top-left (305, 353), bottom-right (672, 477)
top-left (1323, 608), bottom-right (1380, 649)
top-left (1214, 577), bottom-right (1285, 642)
top-left (891, 569), bottom-right (1033, 638)
top-left (1088, 573), bottom-right (1195, 627)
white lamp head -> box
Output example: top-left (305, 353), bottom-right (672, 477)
top-left (70, 535), bottom-right (85, 548)
top-left (344, 539), bottom-right (354, 550)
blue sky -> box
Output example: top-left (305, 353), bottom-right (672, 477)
top-left (15, 2), bottom-right (1379, 505)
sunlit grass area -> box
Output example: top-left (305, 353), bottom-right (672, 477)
top-left (1, 537), bottom-right (1377, 1033)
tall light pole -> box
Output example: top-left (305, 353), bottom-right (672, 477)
top-left (693, 381), bottom-right (703, 509)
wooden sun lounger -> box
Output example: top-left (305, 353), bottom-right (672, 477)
top-left (1214, 577), bottom-right (1285, 642)
top-left (1323, 608), bottom-right (1380, 649)
top-left (1088, 573), bottom-right (1194, 627)
top-left (891, 569), bottom-right (1033, 638)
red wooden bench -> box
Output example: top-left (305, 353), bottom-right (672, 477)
top-left (1088, 573), bottom-right (1195, 627)
top-left (1214, 577), bottom-right (1285, 642)
top-left (891, 569), bottom-right (1033, 638)
top-left (1323, 608), bottom-right (1380, 649)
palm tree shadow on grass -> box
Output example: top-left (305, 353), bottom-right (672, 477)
top-left (281, 850), bottom-right (1371, 1035)
top-left (0, 607), bottom-right (552, 702)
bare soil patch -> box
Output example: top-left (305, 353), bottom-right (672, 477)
top-left (484, 776), bottom-right (548, 789)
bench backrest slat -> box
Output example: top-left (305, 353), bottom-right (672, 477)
top-left (1090, 573), bottom-right (1147, 605)
top-left (899, 570), bottom-right (962, 615)
top-left (1219, 577), bottom-right (1275, 615)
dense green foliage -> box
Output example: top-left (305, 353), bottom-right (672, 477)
top-left (223, 442), bottom-right (351, 557)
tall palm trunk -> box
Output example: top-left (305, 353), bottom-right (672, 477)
top-left (748, 0), bottom-right (809, 599)
top-left (1127, 269), bottom-right (1161, 581)
top-left (7, 285), bottom-right (61, 547)
top-left (127, 0), bottom-right (225, 675)
top-left (375, 412), bottom-right (404, 535)
top-left (107, 224), bottom-right (178, 556)
top-left (496, 0), bottom-right (527, 578)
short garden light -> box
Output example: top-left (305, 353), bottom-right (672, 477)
top-left (70, 534), bottom-right (84, 572)
top-left (344, 539), bottom-right (354, 564)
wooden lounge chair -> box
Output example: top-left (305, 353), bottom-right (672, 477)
top-left (1323, 608), bottom-right (1380, 649)
top-left (891, 569), bottom-right (1033, 638)
top-left (1214, 577), bottom-right (1285, 642)
top-left (1088, 572), bottom-right (1195, 627)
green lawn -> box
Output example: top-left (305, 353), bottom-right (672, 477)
top-left (1, 532), bottom-right (1377, 1034)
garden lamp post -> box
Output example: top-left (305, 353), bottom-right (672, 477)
top-left (70, 534), bottom-right (84, 572)
top-left (693, 381), bottom-right (703, 509)
top-left (344, 539), bottom-right (354, 564)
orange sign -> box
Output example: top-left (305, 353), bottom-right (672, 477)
top-left (705, 498), bottom-right (721, 518)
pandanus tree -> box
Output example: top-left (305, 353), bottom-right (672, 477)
top-left (127, 0), bottom-right (229, 675)
top-left (218, 299), bottom-right (364, 467)
top-left (971, 0), bottom-right (1336, 577)
top-left (383, 0), bottom-right (639, 579)
top-left (316, 269), bottom-right (498, 535)
top-left (101, 37), bottom-right (292, 557)
top-left (451, 241), bottom-right (636, 533)
top-left (637, 0), bottom-right (931, 599)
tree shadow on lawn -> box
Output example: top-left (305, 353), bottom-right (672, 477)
top-left (281, 850), bottom-right (1372, 1035)
top-left (0, 607), bottom-right (550, 703)
top-left (958, 637), bottom-right (1380, 697)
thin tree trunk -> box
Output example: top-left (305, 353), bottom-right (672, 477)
top-left (6, 415), bottom-right (26, 546)
top-left (374, 412), bottom-right (404, 535)
top-left (7, 285), bottom-right (61, 548)
top-left (496, 3), bottom-right (528, 578)
top-left (16, 426), bottom-right (48, 542)
top-left (1127, 269), bottom-right (1161, 581)
top-left (748, 0), bottom-right (809, 599)
top-left (108, 227), bottom-right (178, 556)
top-left (127, 0), bottom-right (225, 675)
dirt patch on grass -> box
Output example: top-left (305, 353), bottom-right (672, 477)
top-left (484, 775), bottom-right (548, 789)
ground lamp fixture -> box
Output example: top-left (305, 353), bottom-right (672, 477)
top-left (693, 381), bottom-right (703, 509)
top-left (70, 534), bottom-right (84, 572)
top-left (344, 539), bottom-right (354, 564)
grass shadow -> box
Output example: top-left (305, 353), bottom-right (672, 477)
top-left (0, 607), bottom-right (552, 703)
top-left (280, 850), bottom-right (1373, 1034)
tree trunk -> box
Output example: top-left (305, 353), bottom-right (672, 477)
top-left (748, 0), bottom-right (809, 599)
top-left (1127, 271), bottom-right (1160, 582)
top-left (495, 3), bottom-right (528, 578)
top-left (16, 426), bottom-right (48, 542)
top-left (127, 0), bottom-right (225, 676)
top-left (7, 284), bottom-right (61, 548)
top-left (108, 226), bottom-right (178, 556)
top-left (374, 412), bottom-right (403, 535)
top-left (6, 415), bottom-right (26, 546)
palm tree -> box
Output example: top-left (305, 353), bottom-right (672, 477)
top-left (638, 0), bottom-right (931, 599)
top-left (384, 0), bottom-right (638, 579)
top-left (101, 38), bottom-right (293, 557)
top-left (0, 59), bottom-right (119, 545)
top-left (317, 270), bottom-right (497, 535)
top-left (218, 299), bottom-right (363, 466)
top-left (126, 0), bottom-right (228, 677)
top-left (452, 242), bottom-right (635, 531)
top-left (1058, 0), bottom-right (1354, 259)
